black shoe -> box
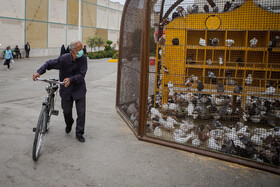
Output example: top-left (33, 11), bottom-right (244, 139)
top-left (76, 135), bottom-right (85, 142)
top-left (65, 126), bottom-right (72, 134)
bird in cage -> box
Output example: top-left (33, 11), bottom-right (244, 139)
top-left (192, 4), bottom-right (199, 13)
top-left (197, 80), bottom-right (204, 91)
top-left (250, 37), bottom-right (258, 47)
top-left (172, 11), bottom-right (180, 20)
top-left (206, 59), bottom-right (212, 65)
top-left (226, 39), bottom-right (234, 46)
top-left (225, 69), bottom-right (231, 77)
top-left (221, 137), bottom-right (235, 154)
top-left (213, 6), bottom-right (219, 13)
top-left (208, 71), bottom-right (216, 84)
top-left (163, 65), bottom-right (169, 73)
top-left (198, 127), bottom-right (209, 142)
top-left (204, 4), bottom-right (210, 13)
top-left (158, 35), bottom-right (166, 46)
top-left (234, 85), bottom-right (243, 94)
top-left (187, 101), bottom-right (195, 116)
top-left (268, 36), bottom-right (280, 52)
top-left (186, 54), bottom-right (195, 64)
top-left (154, 127), bottom-right (162, 137)
top-left (185, 78), bottom-right (194, 90)
top-left (191, 74), bottom-right (198, 83)
top-left (199, 38), bottom-right (207, 46)
top-left (216, 81), bottom-right (225, 93)
top-left (227, 77), bottom-right (236, 85)
top-left (224, 1), bottom-right (232, 12)
top-left (245, 74), bottom-right (253, 85)
top-left (219, 54), bottom-right (223, 65)
top-left (160, 18), bottom-right (170, 26)
top-left (208, 137), bottom-right (222, 151)
top-left (192, 139), bottom-right (201, 146)
top-left (265, 86), bottom-right (276, 95)
top-left (176, 6), bottom-right (187, 18)
top-left (211, 38), bottom-right (219, 46)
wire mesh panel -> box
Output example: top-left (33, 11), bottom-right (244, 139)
top-left (146, 0), bottom-right (280, 169)
top-left (116, 0), bottom-right (145, 131)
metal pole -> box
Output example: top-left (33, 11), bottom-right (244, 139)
top-left (78, 0), bottom-right (82, 41)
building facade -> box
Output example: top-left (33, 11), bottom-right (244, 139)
top-left (0, 0), bottom-right (123, 56)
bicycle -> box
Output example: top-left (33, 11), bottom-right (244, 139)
top-left (32, 78), bottom-right (64, 161)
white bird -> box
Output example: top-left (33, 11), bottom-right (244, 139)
top-left (208, 137), bottom-right (222, 151)
top-left (245, 74), bottom-right (253, 85)
top-left (250, 38), bottom-right (258, 47)
top-left (265, 86), bottom-right (276, 95)
top-left (206, 59), bottom-right (212, 65)
top-left (127, 103), bottom-right (137, 114)
top-left (180, 121), bottom-right (195, 132)
top-left (192, 139), bottom-right (200, 146)
top-left (154, 127), bottom-right (162, 137)
top-left (199, 38), bottom-right (207, 46)
top-left (237, 126), bottom-right (248, 136)
top-left (174, 132), bottom-right (195, 144)
top-left (168, 103), bottom-right (177, 111)
top-left (176, 6), bottom-right (187, 18)
top-left (233, 139), bottom-right (246, 149)
top-left (168, 81), bottom-right (174, 96)
top-left (174, 129), bottom-right (185, 138)
top-left (187, 102), bottom-right (195, 116)
top-left (167, 116), bottom-right (178, 125)
top-left (162, 103), bottom-right (168, 111)
top-left (251, 135), bottom-right (263, 146)
top-left (210, 129), bottom-right (224, 140)
top-left (187, 5), bottom-right (192, 14)
top-left (226, 130), bottom-right (239, 141)
top-left (219, 54), bottom-right (223, 65)
top-left (151, 108), bottom-right (162, 118)
top-left (226, 39), bottom-right (234, 46)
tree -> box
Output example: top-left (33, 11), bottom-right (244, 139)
top-left (105, 40), bottom-right (113, 51)
top-left (87, 36), bottom-right (96, 52)
top-left (95, 36), bottom-right (105, 51)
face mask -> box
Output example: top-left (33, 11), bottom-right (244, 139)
top-left (76, 49), bottom-right (84, 58)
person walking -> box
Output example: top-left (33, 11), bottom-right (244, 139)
top-left (32, 40), bottom-right (88, 142)
top-left (83, 45), bottom-right (88, 55)
top-left (14, 45), bottom-right (21, 58)
top-left (4, 46), bottom-right (13, 70)
top-left (60, 44), bottom-right (66, 56)
top-left (25, 42), bottom-right (30, 58)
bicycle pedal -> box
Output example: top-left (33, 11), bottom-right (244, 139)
top-left (51, 110), bottom-right (59, 116)
top-left (33, 127), bottom-right (36, 132)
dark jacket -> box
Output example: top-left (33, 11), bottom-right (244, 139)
top-left (25, 44), bottom-right (30, 51)
top-left (60, 45), bottom-right (66, 56)
top-left (37, 53), bottom-right (87, 100)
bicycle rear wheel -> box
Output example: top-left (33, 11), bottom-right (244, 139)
top-left (32, 105), bottom-right (48, 161)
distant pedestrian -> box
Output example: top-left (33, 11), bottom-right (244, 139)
top-left (83, 45), bottom-right (87, 55)
top-left (60, 44), bottom-right (66, 56)
top-left (14, 45), bottom-right (21, 58)
top-left (25, 42), bottom-right (31, 58)
top-left (4, 46), bottom-right (13, 70)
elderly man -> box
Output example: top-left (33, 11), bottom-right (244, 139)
top-left (33, 40), bottom-right (87, 142)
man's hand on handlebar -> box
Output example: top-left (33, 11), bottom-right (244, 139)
top-left (63, 78), bottom-right (71, 88)
top-left (33, 73), bottom-right (40, 81)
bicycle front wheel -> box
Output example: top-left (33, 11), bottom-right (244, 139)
top-left (32, 105), bottom-right (48, 161)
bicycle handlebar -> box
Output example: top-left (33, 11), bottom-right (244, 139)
top-left (36, 78), bottom-right (65, 85)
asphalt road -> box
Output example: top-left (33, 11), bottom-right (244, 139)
top-left (0, 56), bottom-right (279, 187)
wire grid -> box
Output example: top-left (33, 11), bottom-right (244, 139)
top-left (147, 0), bottom-right (280, 167)
top-left (117, 0), bottom-right (145, 131)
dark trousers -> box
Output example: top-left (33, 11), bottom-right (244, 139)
top-left (25, 50), bottom-right (30, 58)
top-left (15, 51), bottom-right (21, 58)
top-left (5, 59), bottom-right (11, 69)
top-left (61, 97), bottom-right (86, 137)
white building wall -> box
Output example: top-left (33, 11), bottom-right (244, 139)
top-left (0, 0), bottom-right (25, 19)
top-left (48, 24), bottom-right (66, 47)
top-left (97, 6), bottom-right (108, 29)
top-left (0, 18), bottom-right (24, 49)
top-left (109, 1), bottom-right (119, 9)
top-left (108, 10), bottom-right (119, 30)
top-left (108, 30), bottom-right (119, 49)
top-left (97, 0), bottom-right (109, 7)
top-left (67, 25), bottom-right (79, 43)
top-left (49, 0), bottom-right (67, 23)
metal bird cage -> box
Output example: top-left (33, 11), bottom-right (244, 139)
top-left (116, 0), bottom-right (280, 174)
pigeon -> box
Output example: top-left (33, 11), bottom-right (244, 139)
top-left (250, 38), bottom-right (258, 47)
top-left (198, 129), bottom-right (209, 142)
top-left (158, 35), bottom-right (166, 45)
top-left (208, 137), bottom-right (222, 151)
top-left (163, 65), bottom-right (169, 73)
top-left (216, 81), bottom-right (224, 93)
top-left (186, 54), bottom-right (195, 64)
top-left (268, 36), bottom-right (279, 52)
top-left (245, 74), bottom-right (253, 85)
top-left (219, 54), bottom-right (223, 65)
top-left (172, 12), bottom-right (180, 20)
top-left (197, 80), bottom-right (204, 91)
top-left (211, 38), bottom-right (219, 46)
top-left (225, 69), bottom-right (231, 77)
top-left (208, 38), bottom-right (213, 46)
top-left (192, 4), bottom-right (199, 13)
top-left (160, 18), bottom-right (170, 26)
top-left (208, 71), bottom-right (216, 84)
top-left (213, 6), bottom-right (219, 13)
top-left (172, 38), bottom-right (179, 45)
top-left (176, 6), bottom-right (187, 18)
top-left (234, 85), bottom-right (243, 94)
top-left (187, 5), bottom-right (192, 14)
top-left (154, 127), bottom-right (162, 137)
top-left (206, 59), bottom-right (212, 65)
top-left (199, 38), bottom-right (207, 46)
top-left (224, 1), bottom-right (231, 12)
top-left (226, 39), bottom-right (234, 46)
top-left (204, 4), bottom-right (209, 13)
top-left (265, 86), bottom-right (276, 94)
top-left (185, 78), bottom-right (193, 90)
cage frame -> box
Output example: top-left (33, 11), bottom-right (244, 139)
top-left (116, 0), bottom-right (280, 174)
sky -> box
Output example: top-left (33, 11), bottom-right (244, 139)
top-left (110, 0), bottom-right (126, 5)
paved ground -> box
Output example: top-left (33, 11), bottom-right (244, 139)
top-left (0, 56), bottom-right (279, 187)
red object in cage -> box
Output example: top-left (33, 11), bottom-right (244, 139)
top-left (149, 57), bottom-right (155, 65)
